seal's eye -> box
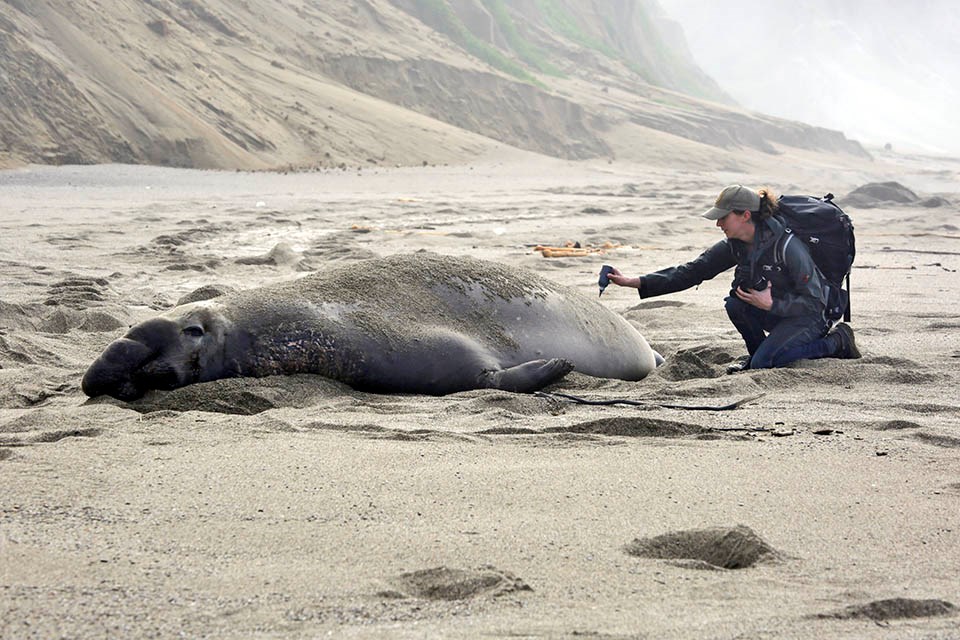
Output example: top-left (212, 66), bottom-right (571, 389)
top-left (182, 325), bottom-right (205, 338)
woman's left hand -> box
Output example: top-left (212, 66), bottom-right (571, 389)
top-left (736, 282), bottom-right (773, 311)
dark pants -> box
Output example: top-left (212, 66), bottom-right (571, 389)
top-left (724, 296), bottom-right (836, 369)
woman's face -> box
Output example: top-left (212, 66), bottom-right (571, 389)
top-left (716, 210), bottom-right (755, 243)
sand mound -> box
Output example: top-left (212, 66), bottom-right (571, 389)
top-left (655, 344), bottom-right (738, 381)
top-left (380, 566), bottom-right (531, 601)
top-left (625, 525), bottom-right (781, 569)
top-left (176, 284), bottom-right (237, 306)
top-left (819, 597), bottom-right (957, 621)
top-left (451, 390), bottom-right (567, 417)
top-left (235, 242), bottom-right (310, 270)
top-left (84, 374), bottom-right (354, 415)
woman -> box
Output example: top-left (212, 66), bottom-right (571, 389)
top-left (607, 184), bottom-right (860, 371)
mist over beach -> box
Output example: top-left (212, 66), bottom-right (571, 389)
top-left (658, 0), bottom-right (960, 156)
top-left (2, 2), bottom-right (959, 638)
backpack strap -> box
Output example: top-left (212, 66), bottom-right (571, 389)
top-left (776, 232), bottom-right (794, 267)
top-left (824, 192), bottom-right (852, 321)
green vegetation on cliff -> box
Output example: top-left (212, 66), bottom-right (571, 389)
top-left (412, 0), bottom-right (541, 83)
top-left (534, 0), bottom-right (618, 58)
top-left (480, 0), bottom-right (562, 76)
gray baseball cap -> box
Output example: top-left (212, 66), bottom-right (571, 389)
top-left (702, 184), bottom-right (761, 220)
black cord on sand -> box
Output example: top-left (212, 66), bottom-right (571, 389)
top-left (534, 391), bottom-right (765, 412)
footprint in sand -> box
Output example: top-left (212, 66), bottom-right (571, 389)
top-left (0, 377), bottom-right (74, 408)
top-left (150, 225), bottom-right (224, 248)
top-left (0, 427), bottom-right (102, 446)
top-left (39, 308), bottom-right (125, 333)
top-left (625, 525), bottom-right (782, 570)
top-left (377, 566), bottom-right (531, 600)
top-left (817, 597), bottom-right (957, 621)
top-left (43, 232), bottom-right (94, 248)
top-left (546, 416), bottom-right (715, 439)
top-left (162, 262), bottom-right (213, 273)
top-left (0, 334), bottom-right (36, 365)
top-left (896, 403), bottom-right (960, 415)
top-left (914, 431), bottom-right (960, 448)
top-left (627, 300), bottom-right (689, 312)
top-left (44, 277), bottom-right (110, 308)
top-left (303, 232), bottom-right (377, 264)
top-left (925, 320), bottom-right (960, 330)
top-left (872, 419), bottom-right (923, 430)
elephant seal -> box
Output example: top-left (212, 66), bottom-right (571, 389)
top-left (82, 253), bottom-right (661, 399)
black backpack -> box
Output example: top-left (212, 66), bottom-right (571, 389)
top-left (775, 194), bottom-right (856, 322)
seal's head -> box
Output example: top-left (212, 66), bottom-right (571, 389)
top-left (82, 304), bottom-right (233, 400)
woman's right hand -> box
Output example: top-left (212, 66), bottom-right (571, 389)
top-left (606, 267), bottom-right (641, 289)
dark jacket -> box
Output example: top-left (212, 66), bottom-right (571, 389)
top-left (639, 217), bottom-right (827, 318)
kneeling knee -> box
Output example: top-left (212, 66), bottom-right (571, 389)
top-left (747, 357), bottom-right (774, 370)
top-left (725, 296), bottom-right (750, 319)
top-left (747, 351), bottom-right (776, 369)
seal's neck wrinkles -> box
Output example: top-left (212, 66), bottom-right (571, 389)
top-left (228, 310), bottom-right (363, 384)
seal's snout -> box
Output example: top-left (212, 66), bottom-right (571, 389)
top-left (82, 318), bottom-right (183, 400)
top-left (82, 337), bottom-right (155, 399)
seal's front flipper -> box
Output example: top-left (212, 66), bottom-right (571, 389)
top-left (479, 358), bottom-right (574, 393)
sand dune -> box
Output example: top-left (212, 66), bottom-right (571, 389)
top-left (1, 0), bottom-right (867, 170)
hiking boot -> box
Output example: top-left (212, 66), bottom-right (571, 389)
top-left (831, 322), bottom-right (861, 359)
top-left (725, 355), bottom-right (751, 374)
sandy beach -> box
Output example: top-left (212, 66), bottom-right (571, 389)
top-left (2, 148), bottom-right (959, 638)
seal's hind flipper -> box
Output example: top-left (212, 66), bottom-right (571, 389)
top-left (479, 358), bottom-right (574, 393)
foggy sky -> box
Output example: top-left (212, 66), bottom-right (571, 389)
top-left (656, 0), bottom-right (960, 155)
